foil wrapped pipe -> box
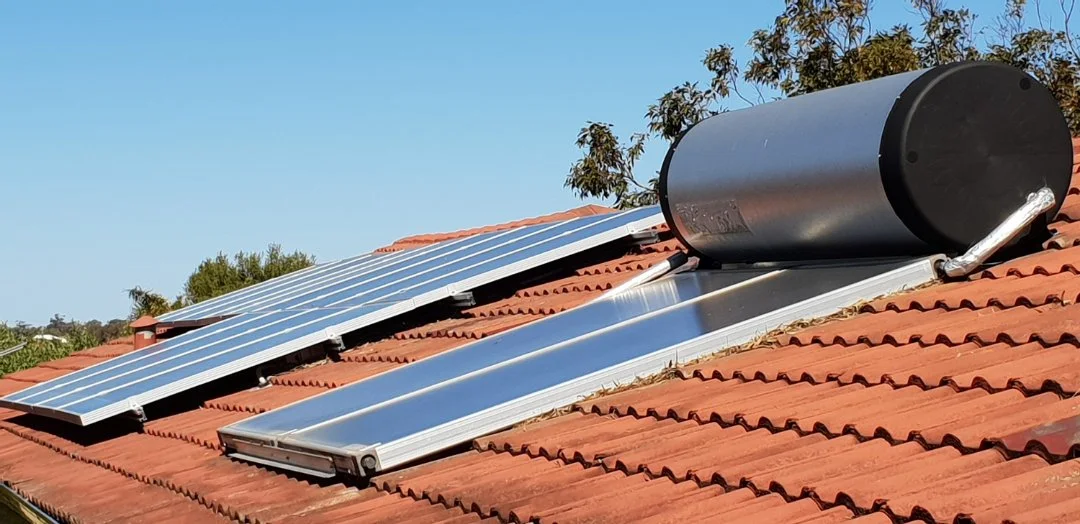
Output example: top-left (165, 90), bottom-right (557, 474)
top-left (940, 187), bottom-right (1057, 277)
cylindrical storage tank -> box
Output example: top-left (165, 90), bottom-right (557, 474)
top-left (659, 61), bottom-right (1073, 264)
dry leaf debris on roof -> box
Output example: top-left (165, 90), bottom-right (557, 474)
top-left (4, 157), bottom-right (1080, 524)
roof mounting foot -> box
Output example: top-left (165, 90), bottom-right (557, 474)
top-left (938, 187), bottom-right (1056, 278)
top-left (324, 334), bottom-right (346, 353)
top-left (450, 291), bottom-right (476, 308)
top-left (128, 404), bottom-right (146, 422)
top-left (629, 230), bottom-right (661, 248)
top-left (254, 365), bottom-right (272, 387)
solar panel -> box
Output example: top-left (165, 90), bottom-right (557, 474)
top-left (0, 207), bottom-right (663, 425)
top-left (156, 253), bottom-right (380, 322)
top-left (218, 256), bottom-right (939, 478)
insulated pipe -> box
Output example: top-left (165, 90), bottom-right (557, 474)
top-left (940, 187), bottom-right (1057, 277)
top-left (659, 61), bottom-right (1073, 264)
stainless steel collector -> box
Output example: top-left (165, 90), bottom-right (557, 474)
top-left (659, 61), bottom-right (1073, 264)
top-left (218, 257), bottom-right (940, 478)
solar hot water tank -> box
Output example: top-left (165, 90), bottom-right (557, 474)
top-left (659, 61), bottom-right (1073, 264)
top-left (220, 61), bottom-right (1073, 479)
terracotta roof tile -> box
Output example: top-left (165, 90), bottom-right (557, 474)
top-left (514, 271), bottom-right (641, 298)
top-left (0, 379), bottom-right (29, 396)
top-left (374, 204), bottom-right (614, 253)
top-left (11, 163), bottom-right (1080, 523)
top-left (421, 196), bottom-right (1080, 523)
top-left (343, 337), bottom-right (466, 364)
top-left (144, 409), bottom-right (253, 450)
top-left (683, 341), bottom-right (1080, 395)
top-left (864, 271), bottom-right (1080, 311)
top-left (573, 374), bottom-right (1080, 454)
top-left (1046, 220), bottom-right (1080, 248)
top-left (203, 384), bottom-right (326, 414)
top-left (129, 315), bottom-right (158, 329)
top-left (268, 360), bottom-right (400, 388)
top-left (392, 315), bottom-right (544, 341)
top-left (575, 251), bottom-right (676, 276)
top-left (0, 208), bottom-right (675, 523)
top-left (471, 406), bottom-right (1080, 521)
top-left (38, 354), bottom-right (114, 371)
top-left (375, 450), bottom-right (850, 524)
top-left (0, 430), bottom-right (229, 523)
top-left (1056, 191), bottom-right (1080, 221)
top-left (280, 493), bottom-right (488, 523)
top-left (780, 302), bottom-right (1080, 346)
top-left (4, 366), bottom-right (78, 384)
top-left (972, 244), bottom-right (1080, 279)
top-left (464, 291), bottom-right (596, 318)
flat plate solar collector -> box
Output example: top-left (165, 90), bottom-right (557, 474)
top-left (220, 256), bottom-right (940, 478)
top-left (1, 207), bottom-right (663, 425)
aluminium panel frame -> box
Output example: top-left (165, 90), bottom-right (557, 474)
top-left (1, 209), bottom-right (663, 425)
top-left (220, 256), bottom-right (941, 477)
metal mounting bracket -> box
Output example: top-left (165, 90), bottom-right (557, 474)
top-left (450, 291), bottom-right (476, 308)
top-left (629, 230), bottom-right (661, 248)
top-left (254, 365), bottom-right (272, 387)
top-left (128, 404), bottom-right (147, 422)
top-left (324, 333), bottom-right (346, 353)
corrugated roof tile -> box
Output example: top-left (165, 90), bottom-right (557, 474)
top-left (864, 271), bottom-right (1080, 312)
top-left (268, 360), bottom-right (400, 388)
top-left (782, 302), bottom-right (1080, 346)
top-left (974, 244), bottom-right (1080, 279)
top-left (144, 408), bottom-right (253, 450)
top-left (1047, 220), bottom-right (1080, 248)
top-left (683, 341), bottom-right (1080, 396)
top-left (375, 205), bottom-right (614, 253)
top-left (203, 384), bottom-right (327, 414)
top-left (12, 173), bottom-right (1080, 524)
top-left (378, 449), bottom-right (847, 524)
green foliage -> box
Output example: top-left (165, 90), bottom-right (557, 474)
top-left (183, 244), bottom-right (315, 305)
top-left (565, 123), bottom-right (653, 208)
top-left (568, 0), bottom-right (1080, 208)
top-left (45, 314), bottom-right (128, 344)
top-left (125, 243), bottom-right (315, 319)
top-left (0, 316), bottom-right (113, 377)
top-left (0, 244), bottom-right (313, 377)
top-left (126, 286), bottom-right (175, 319)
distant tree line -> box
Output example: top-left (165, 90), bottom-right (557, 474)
top-left (1, 244), bottom-right (313, 377)
top-left (567, 0), bottom-right (1080, 208)
top-left (0, 315), bottom-right (120, 376)
top-left (128, 243), bottom-right (314, 318)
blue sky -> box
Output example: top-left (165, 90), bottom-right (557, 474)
top-left (0, 1), bottom-right (1024, 324)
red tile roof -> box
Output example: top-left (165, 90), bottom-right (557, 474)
top-left (3, 149), bottom-right (1080, 523)
top-left (374, 204), bottom-right (614, 253)
top-left (128, 315), bottom-right (158, 329)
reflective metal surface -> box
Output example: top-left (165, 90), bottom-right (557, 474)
top-left (0, 208), bottom-right (663, 425)
top-left (940, 188), bottom-right (1057, 277)
top-left (157, 253), bottom-right (378, 322)
top-left (221, 268), bottom-right (767, 440)
top-left (162, 207), bottom-right (661, 321)
top-left (220, 257), bottom-right (939, 478)
top-left (663, 68), bottom-right (928, 262)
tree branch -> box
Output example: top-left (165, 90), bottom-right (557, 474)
top-left (1061, 0), bottom-right (1080, 62)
